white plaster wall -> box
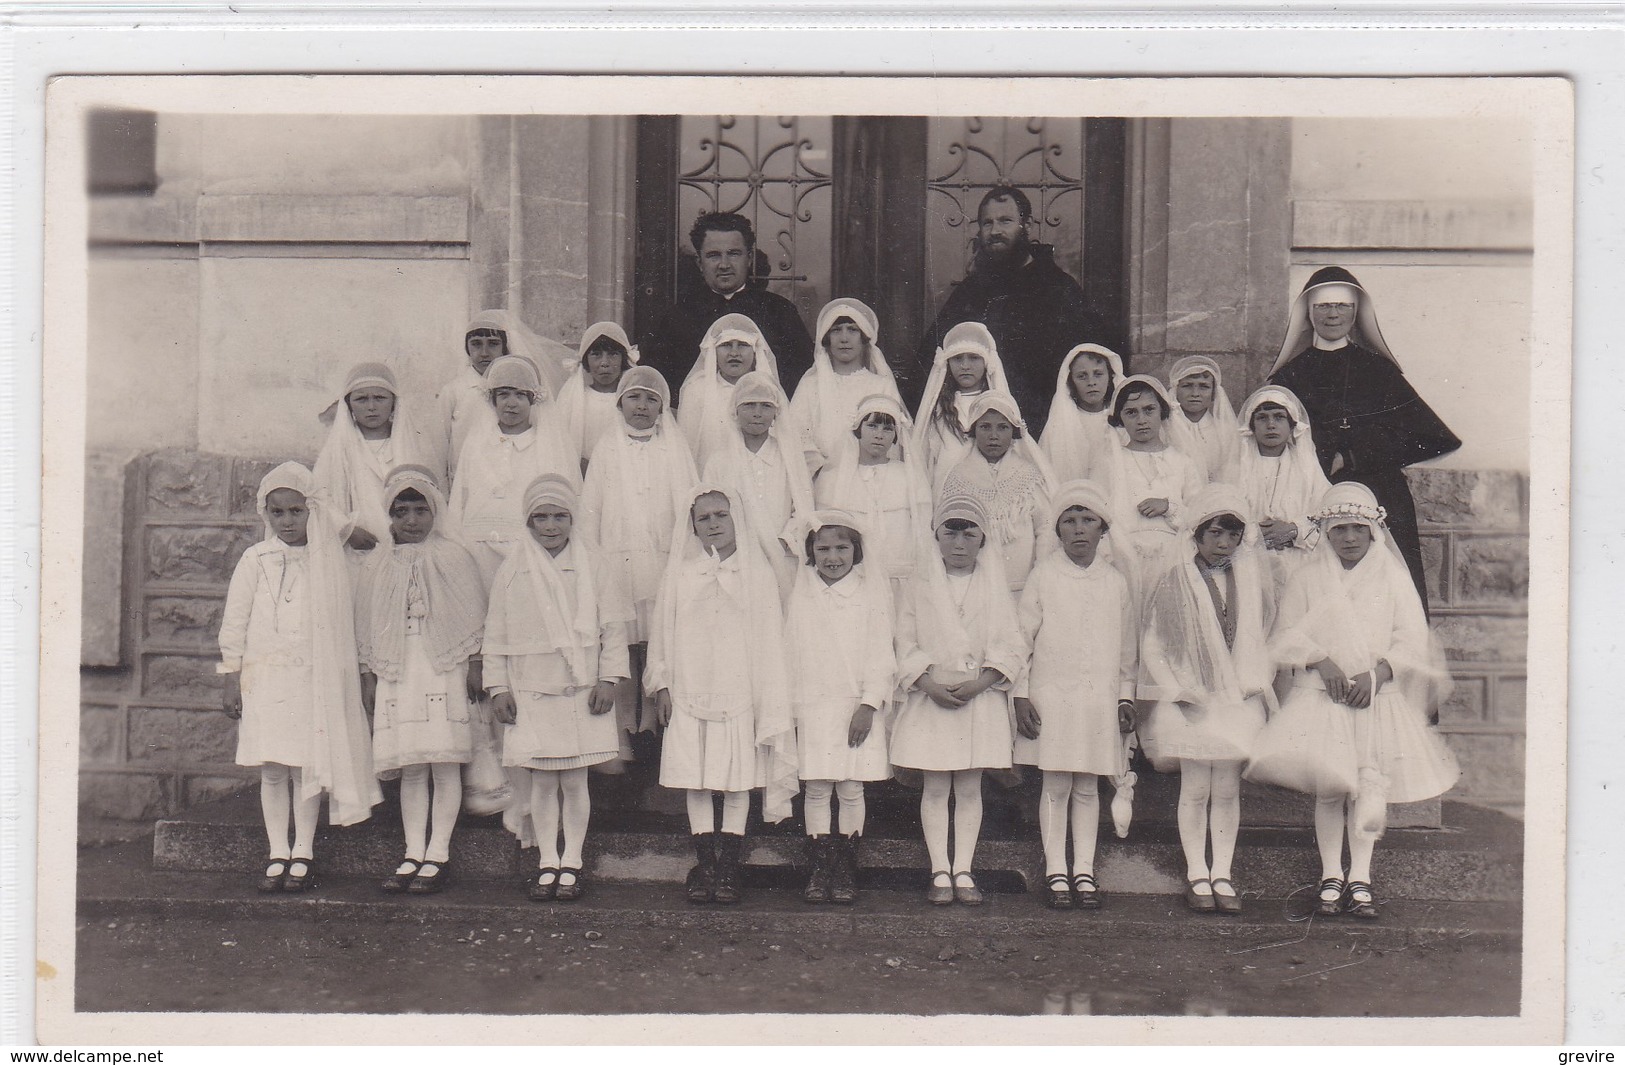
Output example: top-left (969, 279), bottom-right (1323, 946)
top-left (87, 256), bottom-right (201, 452)
top-left (158, 114), bottom-right (473, 197)
top-left (196, 256), bottom-right (470, 459)
top-left (1290, 117), bottom-right (1532, 203)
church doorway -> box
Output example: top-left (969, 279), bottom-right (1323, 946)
top-left (632, 114), bottom-right (1129, 393)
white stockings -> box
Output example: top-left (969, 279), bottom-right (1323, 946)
top-left (1315, 795), bottom-right (1378, 885)
top-left (259, 762), bottom-right (320, 861)
top-left (920, 769), bottom-right (984, 874)
top-left (1038, 771), bottom-right (1100, 877)
top-left (529, 766), bottom-right (592, 869)
top-left (399, 762), bottom-right (462, 863)
top-left (686, 789), bottom-right (749, 836)
top-left (802, 779), bottom-right (866, 837)
top-left (1177, 758), bottom-right (1241, 885)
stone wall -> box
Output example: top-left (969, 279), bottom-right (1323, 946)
top-left (79, 450), bottom-right (1531, 821)
top-left (79, 449), bottom-right (289, 819)
top-left (1410, 466), bottom-right (1530, 814)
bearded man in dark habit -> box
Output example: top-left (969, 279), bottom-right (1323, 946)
top-left (915, 185), bottom-right (1103, 434)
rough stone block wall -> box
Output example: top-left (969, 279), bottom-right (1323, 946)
top-left (1409, 466), bottom-right (1529, 814)
top-left (79, 448), bottom-right (297, 820)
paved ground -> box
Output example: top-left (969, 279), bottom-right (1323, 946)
top-left (76, 909), bottom-right (1517, 1018)
top-left (74, 838), bottom-right (1522, 1019)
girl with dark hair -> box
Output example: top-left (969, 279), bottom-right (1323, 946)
top-left (1137, 485), bottom-right (1274, 916)
top-left (1248, 483), bottom-right (1459, 921)
top-left (357, 466), bottom-right (488, 896)
top-left (1099, 374), bottom-right (1204, 606)
top-left (910, 322), bottom-right (1015, 499)
top-left (890, 495), bottom-right (1024, 907)
top-left (1041, 344), bottom-right (1125, 485)
top-left (813, 394), bottom-right (934, 612)
top-left (785, 514), bottom-right (897, 905)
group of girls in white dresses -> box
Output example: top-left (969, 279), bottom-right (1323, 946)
top-left (218, 301), bottom-right (1459, 922)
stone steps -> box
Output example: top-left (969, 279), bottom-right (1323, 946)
top-left (81, 857), bottom-right (1523, 952)
top-left (149, 780), bottom-right (1521, 903)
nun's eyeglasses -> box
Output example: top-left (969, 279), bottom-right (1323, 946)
top-left (1312, 302), bottom-right (1355, 311)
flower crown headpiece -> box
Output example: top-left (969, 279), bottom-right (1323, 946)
top-left (1312, 501), bottom-right (1388, 528)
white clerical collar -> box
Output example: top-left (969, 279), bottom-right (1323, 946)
top-left (1312, 334), bottom-right (1351, 351)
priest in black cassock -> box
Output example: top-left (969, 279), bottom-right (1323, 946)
top-left (637, 211), bottom-right (815, 403)
top-left (1268, 266), bottom-right (1461, 612)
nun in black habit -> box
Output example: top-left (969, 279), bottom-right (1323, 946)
top-left (1268, 266), bottom-right (1461, 613)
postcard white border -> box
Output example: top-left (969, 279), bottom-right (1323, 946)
top-left (26, 66), bottom-right (1579, 1047)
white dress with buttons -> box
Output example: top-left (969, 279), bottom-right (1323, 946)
top-left (369, 567), bottom-right (475, 772)
top-left (449, 422), bottom-right (580, 587)
top-left (219, 541), bottom-right (318, 768)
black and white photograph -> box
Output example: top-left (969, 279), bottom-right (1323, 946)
top-left (34, 73), bottom-right (1571, 1044)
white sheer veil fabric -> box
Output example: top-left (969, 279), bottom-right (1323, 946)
top-left (678, 313), bottom-right (783, 471)
top-left (909, 321), bottom-right (1013, 497)
top-left (312, 361), bottom-right (430, 550)
top-left (1040, 343), bottom-right (1126, 484)
top-left (557, 321), bottom-right (641, 461)
top-left (1163, 355), bottom-right (1241, 483)
top-left (248, 462), bottom-right (383, 826)
top-left (642, 482), bottom-right (799, 823)
top-left (1137, 483), bottom-right (1277, 770)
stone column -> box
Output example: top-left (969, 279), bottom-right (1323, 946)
top-left (469, 116), bottom-right (636, 349)
top-left (512, 116), bottom-right (592, 347)
top-left (1126, 117), bottom-right (1292, 396)
top-left (587, 115), bottom-right (636, 329)
top-left (468, 115), bottom-right (517, 315)
top-left (831, 116), bottom-right (929, 380)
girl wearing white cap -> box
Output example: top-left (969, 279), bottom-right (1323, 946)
top-left (1137, 484), bottom-right (1274, 916)
top-left (485, 474), bottom-right (632, 903)
top-left (645, 484), bottom-right (799, 906)
top-left (891, 494), bottom-right (1024, 907)
top-left (1164, 355), bottom-right (1241, 485)
top-left (1227, 385), bottom-right (1333, 603)
top-left (910, 321), bottom-right (1015, 499)
top-left (430, 310), bottom-right (574, 490)
top-left (937, 391), bottom-right (1059, 593)
top-left (789, 298), bottom-right (903, 478)
top-left (579, 366), bottom-right (698, 748)
top-left (312, 361), bottom-right (430, 568)
top-left (557, 322), bottom-right (639, 473)
top-left (1012, 480), bottom-right (1139, 910)
top-left (219, 463), bottom-right (382, 893)
top-left (1040, 344), bottom-right (1126, 486)
top-left (678, 313), bottom-right (783, 471)
top-left (1247, 483), bottom-right (1459, 921)
top-left (447, 354), bottom-right (581, 587)
top-left (701, 370), bottom-right (816, 604)
top-left (785, 511), bottom-right (898, 905)
top-left (356, 465), bottom-right (488, 896)
top-left (812, 393), bottom-right (934, 611)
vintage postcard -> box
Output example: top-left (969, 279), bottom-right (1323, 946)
top-left (34, 73), bottom-right (1571, 1044)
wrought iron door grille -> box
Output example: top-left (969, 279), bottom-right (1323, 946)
top-left (677, 116), bottom-right (833, 317)
top-left (925, 116), bottom-right (1086, 317)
